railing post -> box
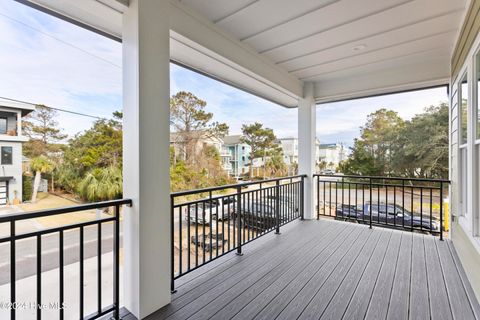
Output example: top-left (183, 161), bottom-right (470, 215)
top-left (170, 196), bottom-right (177, 293)
top-left (236, 186), bottom-right (243, 256)
top-left (369, 178), bottom-right (372, 229)
top-left (113, 204), bottom-right (120, 319)
top-left (275, 180), bottom-right (281, 234)
top-left (300, 176), bottom-right (305, 220)
top-left (440, 182), bottom-right (444, 241)
top-left (10, 220), bottom-right (15, 320)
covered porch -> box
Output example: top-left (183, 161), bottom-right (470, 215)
top-left (10, 0), bottom-right (479, 319)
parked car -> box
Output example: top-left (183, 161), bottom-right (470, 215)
top-left (321, 169), bottom-right (336, 175)
top-left (236, 201), bottom-right (277, 231)
top-left (335, 203), bottom-right (439, 232)
top-left (186, 196), bottom-right (236, 225)
top-left (233, 194), bottom-right (298, 231)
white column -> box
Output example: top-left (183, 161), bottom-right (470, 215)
top-left (298, 82), bottom-right (316, 220)
top-left (17, 111), bottom-right (21, 136)
top-left (122, 0), bottom-right (171, 318)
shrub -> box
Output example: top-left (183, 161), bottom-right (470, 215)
top-left (22, 173), bottom-right (33, 201)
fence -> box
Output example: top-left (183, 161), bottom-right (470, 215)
top-left (314, 174), bottom-right (449, 239)
top-left (170, 175), bottom-right (306, 291)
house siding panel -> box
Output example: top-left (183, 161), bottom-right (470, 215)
top-left (452, 0), bottom-right (480, 81)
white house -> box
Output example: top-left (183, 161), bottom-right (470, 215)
top-left (318, 143), bottom-right (348, 168)
top-left (0, 99), bottom-right (33, 205)
top-left (279, 137), bottom-right (322, 166)
top-left (278, 137), bottom-right (298, 165)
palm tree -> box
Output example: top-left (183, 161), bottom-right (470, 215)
top-left (77, 166), bottom-right (122, 202)
top-left (31, 156), bottom-right (55, 203)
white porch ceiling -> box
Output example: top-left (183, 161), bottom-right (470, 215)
top-left (180, 0), bottom-right (466, 102)
top-left (21, 0), bottom-right (467, 105)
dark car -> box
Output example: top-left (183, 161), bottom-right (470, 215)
top-left (231, 193), bottom-right (299, 231)
top-left (335, 203), bottom-right (439, 232)
top-left (237, 201), bottom-right (277, 231)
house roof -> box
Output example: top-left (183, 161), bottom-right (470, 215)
top-left (223, 135), bottom-right (244, 145)
top-left (0, 98), bottom-right (35, 116)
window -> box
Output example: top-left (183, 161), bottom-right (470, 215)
top-left (1, 147), bottom-right (12, 165)
top-left (461, 147), bottom-right (468, 218)
top-left (0, 118), bottom-right (7, 135)
top-left (460, 72), bottom-right (468, 145)
top-left (477, 51), bottom-right (480, 140)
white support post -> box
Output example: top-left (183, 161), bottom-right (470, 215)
top-left (298, 82), bottom-right (316, 220)
top-left (122, 0), bottom-right (171, 318)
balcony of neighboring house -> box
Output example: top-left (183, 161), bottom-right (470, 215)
top-left (0, 111), bottom-right (27, 143)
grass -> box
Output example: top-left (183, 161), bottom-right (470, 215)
top-left (18, 192), bottom-right (101, 229)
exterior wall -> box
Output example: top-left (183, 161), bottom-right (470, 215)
top-left (449, 2), bottom-right (480, 301)
top-left (279, 138), bottom-right (299, 165)
top-left (318, 143), bottom-right (347, 168)
top-left (226, 143), bottom-right (251, 176)
top-left (0, 141), bottom-right (23, 202)
top-left (451, 0), bottom-right (480, 81)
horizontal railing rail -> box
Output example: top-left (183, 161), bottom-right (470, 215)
top-left (170, 175), bottom-right (306, 292)
top-left (1, 198), bottom-right (132, 320)
top-left (314, 174), bottom-right (449, 239)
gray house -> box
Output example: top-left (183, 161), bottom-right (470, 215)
top-left (0, 99), bottom-right (34, 205)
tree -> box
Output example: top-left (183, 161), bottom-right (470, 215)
top-left (341, 109), bottom-right (404, 176)
top-left (30, 156), bottom-right (55, 202)
top-left (22, 105), bottom-right (67, 158)
top-left (56, 111), bottom-right (123, 199)
top-left (394, 103), bottom-right (449, 178)
top-left (77, 166), bottom-right (122, 202)
top-left (61, 112), bottom-right (122, 175)
top-left (339, 104), bottom-right (448, 179)
top-left (241, 122), bottom-right (279, 178)
top-left (265, 153), bottom-right (287, 177)
top-left (170, 91), bottom-right (228, 163)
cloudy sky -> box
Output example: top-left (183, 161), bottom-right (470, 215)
top-left (0, 0), bottom-right (447, 147)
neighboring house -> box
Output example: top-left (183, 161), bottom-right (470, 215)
top-left (278, 137), bottom-right (298, 165)
top-left (223, 135), bottom-right (251, 177)
top-left (170, 131), bottom-right (223, 160)
top-left (318, 143), bottom-right (348, 169)
top-left (0, 99), bottom-right (34, 205)
top-left (279, 137), bottom-right (322, 166)
top-left (219, 146), bottom-right (232, 175)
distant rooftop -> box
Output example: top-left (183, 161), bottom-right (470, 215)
top-left (223, 135), bottom-right (244, 145)
top-left (0, 98), bottom-right (35, 116)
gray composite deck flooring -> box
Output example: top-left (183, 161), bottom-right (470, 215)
top-left (147, 219), bottom-right (480, 320)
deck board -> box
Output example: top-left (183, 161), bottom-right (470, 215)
top-left (386, 232), bottom-right (412, 320)
top-left (145, 219), bottom-right (480, 320)
top-left (364, 231), bottom-right (402, 319)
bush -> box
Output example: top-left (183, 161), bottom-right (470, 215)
top-left (22, 173), bottom-right (33, 201)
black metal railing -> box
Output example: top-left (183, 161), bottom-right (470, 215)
top-left (314, 174), bottom-right (449, 239)
top-left (170, 175), bottom-right (306, 291)
top-left (0, 198), bottom-right (132, 320)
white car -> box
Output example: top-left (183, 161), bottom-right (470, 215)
top-left (186, 196), bottom-right (236, 225)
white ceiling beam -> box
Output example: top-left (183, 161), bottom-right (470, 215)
top-left (168, 0), bottom-right (303, 101)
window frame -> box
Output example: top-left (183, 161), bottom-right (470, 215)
top-left (1, 146), bottom-right (12, 165)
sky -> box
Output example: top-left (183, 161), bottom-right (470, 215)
top-left (0, 0), bottom-right (448, 147)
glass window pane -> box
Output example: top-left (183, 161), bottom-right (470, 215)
top-left (460, 73), bottom-right (468, 145)
top-left (0, 118), bottom-right (6, 134)
top-left (477, 52), bottom-right (480, 140)
top-left (1, 147), bottom-right (12, 165)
